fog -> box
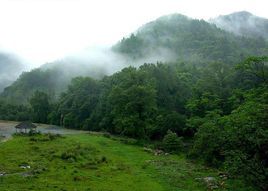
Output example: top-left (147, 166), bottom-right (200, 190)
top-left (40, 43), bottom-right (177, 82)
top-left (210, 11), bottom-right (268, 40)
top-left (0, 51), bottom-right (29, 92)
top-left (0, 0), bottom-right (267, 92)
top-left (0, 0), bottom-right (267, 66)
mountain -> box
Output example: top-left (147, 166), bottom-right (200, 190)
top-left (210, 11), bottom-right (268, 40)
top-left (1, 60), bottom-right (105, 104)
top-left (1, 48), bottom-right (125, 104)
top-left (114, 13), bottom-right (268, 64)
top-left (0, 52), bottom-right (25, 92)
top-left (2, 13), bottom-right (268, 104)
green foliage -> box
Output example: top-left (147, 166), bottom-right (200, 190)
top-left (236, 56), bottom-right (268, 88)
top-left (107, 67), bottom-right (157, 138)
top-left (162, 130), bottom-right (183, 153)
top-left (113, 33), bottom-right (145, 59)
top-left (30, 91), bottom-right (51, 123)
top-left (190, 110), bottom-right (225, 166)
top-left (191, 87), bottom-right (268, 190)
top-left (222, 88), bottom-right (268, 190)
top-left (0, 99), bottom-right (31, 121)
top-left (58, 77), bottom-right (101, 129)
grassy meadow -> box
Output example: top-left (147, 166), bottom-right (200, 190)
top-left (0, 133), bottom-right (254, 191)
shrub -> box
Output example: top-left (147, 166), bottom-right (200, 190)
top-left (162, 130), bottom-right (183, 153)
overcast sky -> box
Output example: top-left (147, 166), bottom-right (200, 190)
top-left (0, 0), bottom-right (267, 66)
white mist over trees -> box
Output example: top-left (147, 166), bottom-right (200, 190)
top-left (1, 11), bottom-right (267, 102)
top-left (210, 11), bottom-right (268, 40)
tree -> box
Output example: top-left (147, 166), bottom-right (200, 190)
top-left (108, 67), bottom-right (157, 138)
top-left (162, 130), bottom-right (183, 153)
top-left (236, 56), bottom-right (268, 87)
top-left (222, 88), bottom-right (268, 190)
top-left (30, 91), bottom-right (50, 123)
top-left (58, 77), bottom-right (101, 129)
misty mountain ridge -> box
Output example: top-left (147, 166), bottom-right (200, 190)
top-left (210, 11), bottom-right (268, 40)
top-left (1, 11), bottom-right (268, 103)
top-left (0, 47), bottom-right (128, 103)
top-left (114, 12), bottom-right (267, 64)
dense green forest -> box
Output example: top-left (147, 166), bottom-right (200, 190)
top-left (1, 56), bottom-right (267, 190)
top-left (0, 12), bottom-right (268, 190)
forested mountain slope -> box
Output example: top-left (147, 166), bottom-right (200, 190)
top-left (1, 60), bottom-right (108, 104)
top-left (0, 49), bottom-right (124, 104)
top-left (114, 13), bottom-right (268, 64)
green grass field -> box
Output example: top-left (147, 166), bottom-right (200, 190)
top-left (0, 133), bottom-right (253, 191)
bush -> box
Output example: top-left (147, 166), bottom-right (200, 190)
top-left (190, 118), bottom-right (225, 167)
top-left (162, 130), bottom-right (183, 153)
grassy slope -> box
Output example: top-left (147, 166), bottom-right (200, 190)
top-left (0, 134), bottom-right (253, 191)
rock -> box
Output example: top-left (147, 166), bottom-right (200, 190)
top-left (20, 165), bottom-right (31, 169)
top-left (204, 176), bottom-right (216, 182)
top-left (203, 177), bottom-right (219, 190)
top-left (218, 172), bottom-right (228, 180)
top-left (154, 149), bottom-right (164, 156)
top-left (0, 172), bottom-right (5, 176)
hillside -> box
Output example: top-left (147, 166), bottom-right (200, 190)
top-left (210, 11), bottom-right (268, 40)
top-left (0, 132), bottom-right (253, 191)
top-left (114, 13), bottom-right (268, 64)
